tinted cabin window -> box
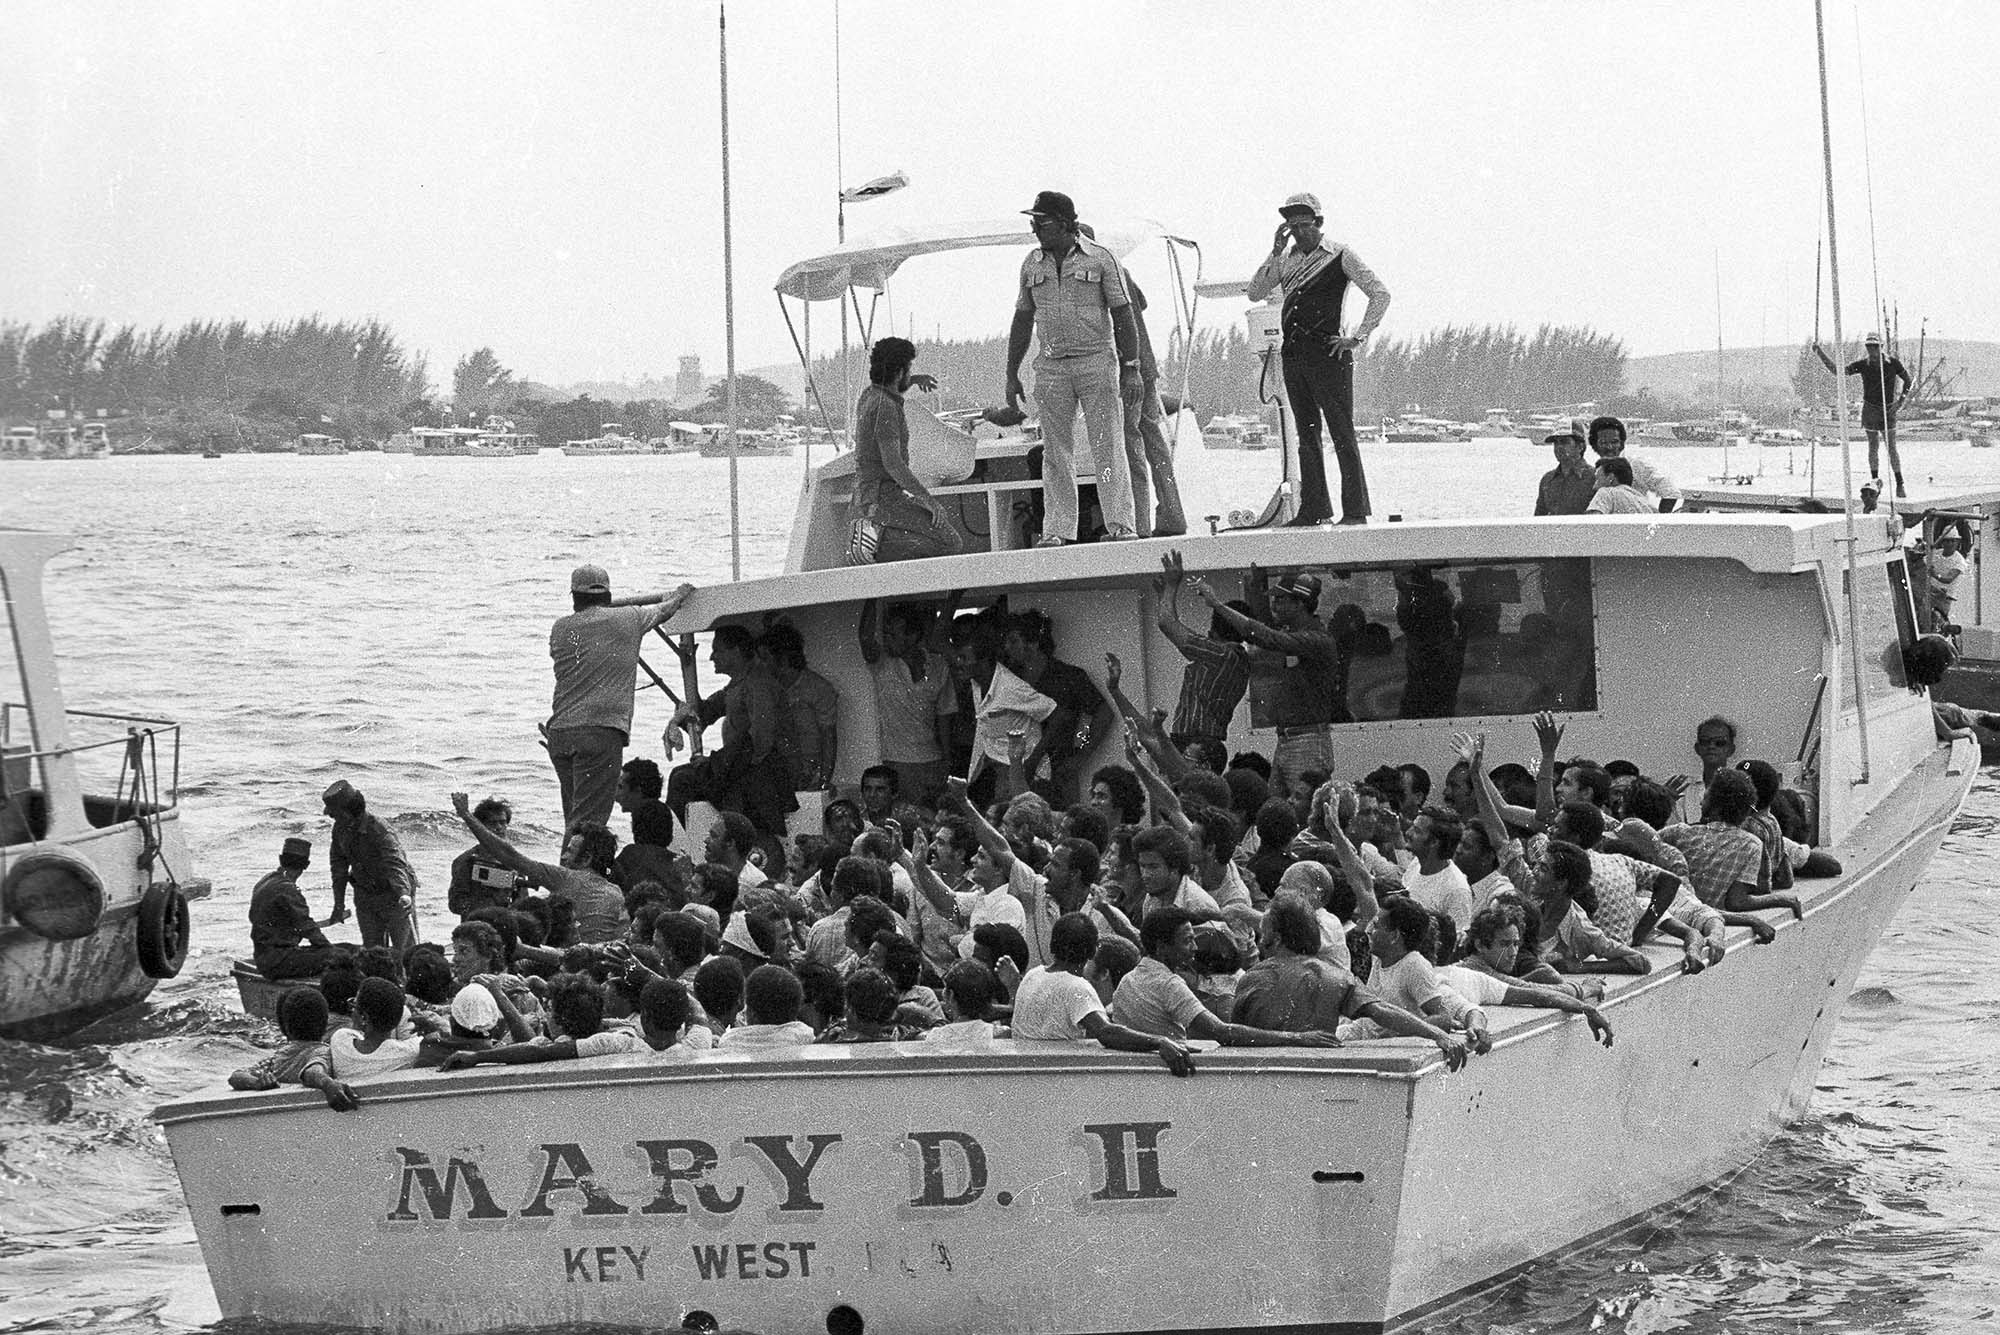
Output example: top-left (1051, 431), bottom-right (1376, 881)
top-left (1214, 558), bottom-right (1598, 726)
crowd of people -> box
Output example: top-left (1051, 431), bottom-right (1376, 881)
top-left (241, 658), bottom-right (1841, 1108)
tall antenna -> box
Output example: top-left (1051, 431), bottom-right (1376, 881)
top-left (1815, 0), bottom-right (1870, 783)
top-left (719, 2), bottom-right (740, 582)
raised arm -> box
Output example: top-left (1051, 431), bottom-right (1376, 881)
top-left (1122, 728), bottom-right (1191, 837)
top-left (1104, 653), bottom-right (1187, 782)
top-left (1154, 553), bottom-right (1196, 653)
top-left (1531, 712), bottom-right (1564, 828)
top-left (943, 776), bottom-right (1017, 874)
top-left (450, 792), bottom-right (559, 890)
top-left (897, 827), bottom-right (963, 917)
top-left (1313, 794), bottom-right (1381, 930)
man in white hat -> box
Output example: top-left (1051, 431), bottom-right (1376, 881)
top-left (1813, 331), bottom-right (1912, 497)
top-left (1247, 191), bottom-right (1392, 526)
top-left (547, 564), bottom-right (696, 831)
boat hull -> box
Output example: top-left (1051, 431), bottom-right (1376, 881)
top-left (156, 742), bottom-right (1973, 1334)
top-left (1, 816), bottom-right (200, 1041)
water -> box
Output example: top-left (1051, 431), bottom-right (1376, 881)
top-left (3, 438), bottom-right (1998, 1334)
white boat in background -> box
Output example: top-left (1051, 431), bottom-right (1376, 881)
top-left (563, 423), bottom-right (649, 456)
top-left (382, 432), bottom-right (419, 454)
top-left (3, 530), bottom-right (208, 1040)
top-left (294, 433), bottom-right (347, 455)
top-left (1200, 412), bottom-right (1275, 449)
top-left (697, 426), bottom-right (797, 458)
top-left (471, 430), bottom-right (539, 457)
top-left (0, 422), bottom-right (114, 460)
top-left (652, 421), bottom-right (709, 454)
top-left (157, 214), bottom-right (1979, 1335)
top-left (413, 427), bottom-right (484, 457)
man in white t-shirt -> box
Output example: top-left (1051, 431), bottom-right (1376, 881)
top-left (1452, 821), bottom-right (1514, 920)
top-left (1112, 908), bottom-right (1342, 1049)
top-left (1009, 914), bottom-right (1195, 1074)
top-left (716, 966), bottom-right (818, 1050)
top-left (1401, 807), bottom-right (1474, 940)
top-left (1131, 825), bottom-right (1222, 923)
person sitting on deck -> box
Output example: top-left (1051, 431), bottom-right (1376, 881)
top-left (1733, 759), bottom-right (1843, 880)
top-left (1247, 799), bottom-right (1301, 900)
top-left (1586, 456), bottom-right (1652, 514)
top-left (691, 956), bottom-right (744, 1040)
top-left (1131, 825), bottom-right (1223, 924)
top-left (717, 964), bottom-right (817, 1050)
top-left (857, 599), bottom-right (958, 806)
top-left (1112, 906), bottom-right (1342, 1049)
top-left (441, 972), bottom-right (643, 1068)
top-left (1348, 895), bottom-right (1482, 1045)
top-left (1398, 806), bottom-right (1474, 950)
top-left (1233, 897), bottom-right (1468, 1070)
top-left (816, 968), bottom-right (924, 1043)
top-left (1154, 550), bottom-right (1252, 753)
top-left (923, 960), bottom-right (1007, 1045)
top-left (850, 335), bottom-right (960, 564)
top-left (1009, 913), bottom-right (1197, 1075)
top-left (633, 977), bottom-right (709, 1059)
top-left (448, 918), bottom-right (546, 1035)
top-left (228, 986), bottom-right (359, 1110)
top-left (449, 798), bottom-right (525, 919)
top-left (327, 977), bottom-right (423, 1080)
top-left (452, 792), bottom-right (627, 945)
top-left (1273, 861), bottom-right (1355, 970)
top-left (408, 979), bottom-right (520, 1068)
top-left (1454, 819), bottom-right (1515, 920)
top-left (664, 624), bottom-right (799, 838)
top-left (1089, 765), bottom-right (1148, 829)
top-left (1670, 715), bottom-right (1738, 824)
top-left (1545, 799), bottom-right (1682, 951)
top-left (249, 837), bottom-right (338, 980)
top-left (758, 623), bottom-right (840, 793)
top-left (1438, 907), bottom-right (1614, 1047)
top-left (1586, 415), bottom-right (1679, 512)
top-left (1659, 769), bottom-right (1804, 942)
top-left (1528, 842), bottom-right (1652, 975)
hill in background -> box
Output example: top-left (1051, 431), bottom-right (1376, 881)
top-left (1627, 338), bottom-right (2000, 403)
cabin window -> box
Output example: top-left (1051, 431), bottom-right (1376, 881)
top-left (1217, 557), bottom-right (1597, 726)
top-left (1840, 559), bottom-right (1911, 708)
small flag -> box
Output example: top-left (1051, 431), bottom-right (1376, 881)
top-left (840, 170), bottom-right (909, 204)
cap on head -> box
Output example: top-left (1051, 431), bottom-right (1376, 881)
top-left (571, 563), bottom-right (611, 595)
top-left (280, 836), bottom-right (312, 864)
top-left (1023, 190), bottom-right (1077, 224)
top-left (1546, 427), bottom-right (1580, 445)
top-left (321, 779), bottom-right (362, 812)
top-left (1279, 191), bottom-right (1322, 218)
top-left (1272, 571), bottom-right (1322, 607)
top-left (1863, 331), bottom-right (1882, 345)
top-left (450, 983), bottom-right (503, 1034)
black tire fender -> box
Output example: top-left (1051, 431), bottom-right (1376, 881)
top-left (3, 849), bottom-right (106, 942)
top-left (137, 882), bottom-right (191, 978)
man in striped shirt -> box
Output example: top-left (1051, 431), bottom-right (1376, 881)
top-left (1155, 550), bottom-right (1250, 752)
top-left (1247, 191), bottom-right (1391, 526)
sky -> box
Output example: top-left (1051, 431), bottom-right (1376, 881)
top-left (4, 1), bottom-right (1995, 391)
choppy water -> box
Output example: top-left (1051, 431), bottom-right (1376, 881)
top-left (2, 438), bottom-right (1998, 1333)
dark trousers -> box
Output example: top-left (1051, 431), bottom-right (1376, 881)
top-left (546, 724), bottom-right (625, 832)
top-left (1280, 345), bottom-right (1370, 521)
top-left (666, 750), bottom-right (798, 838)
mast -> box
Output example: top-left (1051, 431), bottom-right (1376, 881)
top-left (1815, 0), bottom-right (1870, 783)
top-left (719, 2), bottom-right (741, 582)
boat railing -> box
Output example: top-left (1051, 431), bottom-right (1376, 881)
top-left (2, 704), bottom-right (184, 833)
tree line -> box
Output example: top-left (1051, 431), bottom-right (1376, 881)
top-left (798, 323), bottom-right (1632, 423)
top-left (0, 316), bottom-right (432, 450)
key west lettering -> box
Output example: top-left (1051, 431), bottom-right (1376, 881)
top-left (384, 1122), bottom-right (1175, 1227)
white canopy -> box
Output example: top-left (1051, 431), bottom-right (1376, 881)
top-left (774, 216), bottom-right (1197, 302)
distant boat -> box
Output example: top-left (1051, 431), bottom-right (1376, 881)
top-left (697, 426), bottom-right (797, 458)
top-left (469, 431), bottom-right (539, 457)
top-left (563, 423), bottom-right (649, 456)
top-left (382, 433), bottom-right (418, 454)
top-left (294, 434), bottom-right (347, 456)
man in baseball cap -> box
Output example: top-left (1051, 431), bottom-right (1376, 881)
top-left (1534, 424), bottom-right (1596, 516)
top-left (1005, 189), bottom-right (1145, 545)
top-left (1191, 560), bottom-right (1346, 788)
top-left (1246, 191), bottom-right (1393, 526)
top-left (1811, 330), bottom-right (1912, 496)
top-left (547, 565), bottom-right (696, 832)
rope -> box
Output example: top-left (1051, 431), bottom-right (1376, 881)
top-left (1815, 0), bottom-right (1871, 784)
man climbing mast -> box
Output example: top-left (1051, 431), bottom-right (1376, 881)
top-left (1247, 191), bottom-right (1391, 527)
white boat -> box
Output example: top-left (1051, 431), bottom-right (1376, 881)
top-left (0, 422), bottom-right (113, 460)
top-left (382, 433), bottom-right (419, 454)
top-left (1200, 412), bottom-right (1276, 450)
top-left (295, 433), bottom-right (348, 456)
top-left (470, 431), bottom-right (539, 458)
top-left (696, 426), bottom-right (798, 458)
top-left (155, 217), bottom-right (1978, 1335)
top-left (412, 427), bottom-right (485, 458)
top-left (563, 424), bottom-right (649, 456)
top-left (3, 530), bottom-right (208, 1040)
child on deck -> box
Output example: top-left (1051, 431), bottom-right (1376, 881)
top-left (227, 987), bottom-right (359, 1111)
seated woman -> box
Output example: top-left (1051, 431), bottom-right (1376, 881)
top-left (851, 336), bottom-right (963, 564)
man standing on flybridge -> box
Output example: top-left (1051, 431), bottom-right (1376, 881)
top-left (1248, 191), bottom-right (1392, 527)
top-left (1813, 331), bottom-right (1912, 498)
top-left (1005, 189), bottom-right (1144, 547)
